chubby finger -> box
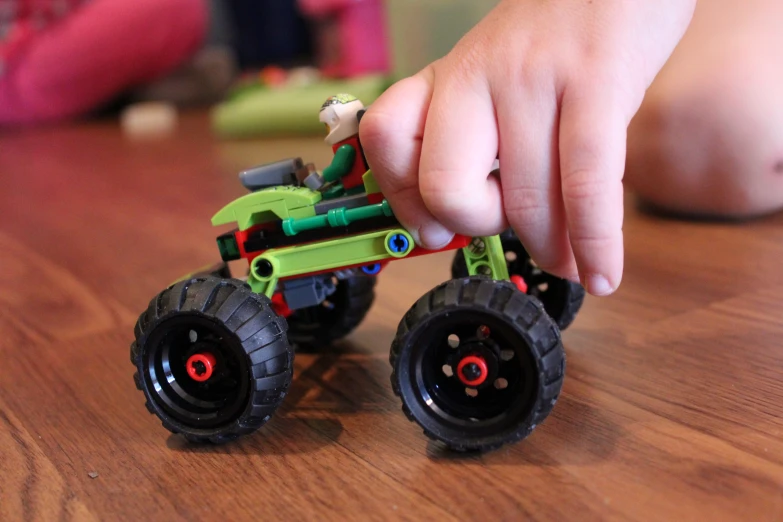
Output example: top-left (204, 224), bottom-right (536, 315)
top-left (359, 68), bottom-right (455, 249)
top-left (418, 62), bottom-right (505, 237)
top-left (558, 82), bottom-right (626, 296)
top-left (497, 78), bottom-right (578, 282)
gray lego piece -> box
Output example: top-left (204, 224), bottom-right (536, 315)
top-left (240, 157), bottom-right (303, 191)
top-left (282, 275), bottom-right (337, 310)
top-left (304, 172), bottom-right (325, 190)
top-left (314, 193), bottom-right (371, 214)
top-left (333, 268), bottom-right (357, 280)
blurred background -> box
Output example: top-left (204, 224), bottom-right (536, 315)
top-left (0, 0), bottom-right (499, 137)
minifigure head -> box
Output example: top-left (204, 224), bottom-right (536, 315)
top-left (319, 94), bottom-right (364, 145)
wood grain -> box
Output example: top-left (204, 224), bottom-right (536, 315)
top-left (1, 113), bottom-right (783, 521)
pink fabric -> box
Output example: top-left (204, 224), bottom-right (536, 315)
top-left (298, 0), bottom-right (388, 78)
top-left (0, 0), bottom-right (207, 125)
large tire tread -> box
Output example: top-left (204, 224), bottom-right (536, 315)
top-left (390, 276), bottom-right (565, 452)
top-left (131, 276), bottom-right (292, 444)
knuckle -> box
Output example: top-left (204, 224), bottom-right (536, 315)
top-left (358, 109), bottom-right (391, 150)
top-left (440, 39), bottom-right (491, 90)
top-left (561, 169), bottom-right (607, 205)
top-left (375, 165), bottom-right (418, 195)
top-left (359, 118), bottom-right (417, 193)
top-left (446, 33), bottom-right (485, 71)
top-left (503, 186), bottom-right (550, 226)
top-left (563, 193), bottom-right (620, 241)
top-left (569, 232), bottom-right (617, 250)
top-left (512, 45), bottom-right (549, 89)
top-left (420, 169), bottom-right (476, 217)
top-left (383, 185), bottom-right (425, 219)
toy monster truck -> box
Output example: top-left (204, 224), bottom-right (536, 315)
top-left (130, 149), bottom-right (585, 455)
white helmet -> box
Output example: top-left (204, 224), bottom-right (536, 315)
top-left (319, 94), bottom-right (364, 145)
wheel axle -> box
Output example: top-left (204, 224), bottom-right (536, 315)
top-left (456, 355), bottom-right (488, 387)
top-left (186, 352), bottom-right (217, 382)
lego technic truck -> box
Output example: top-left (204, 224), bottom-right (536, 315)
top-left (130, 95), bottom-right (585, 452)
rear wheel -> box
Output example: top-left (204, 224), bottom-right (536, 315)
top-left (391, 276), bottom-right (565, 452)
top-left (286, 274), bottom-right (376, 350)
top-left (131, 277), bottom-right (293, 443)
top-left (452, 230), bottom-right (585, 330)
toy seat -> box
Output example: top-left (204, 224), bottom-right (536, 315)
top-left (240, 158), bottom-right (304, 191)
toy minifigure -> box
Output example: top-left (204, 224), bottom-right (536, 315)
top-left (313, 93), bottom-right (369, 198)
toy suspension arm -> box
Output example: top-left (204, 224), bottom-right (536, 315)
top-left (459, 235), bottom-right (510, 281)
top-left (245, 229), bottom-right (509, 298)
top-left (247, 226), bottom-right (415, 296)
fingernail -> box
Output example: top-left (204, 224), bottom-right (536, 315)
top-left (584, 274), bottom-right (614, 296)
top-left (414, 222), bottom-right (454, 249)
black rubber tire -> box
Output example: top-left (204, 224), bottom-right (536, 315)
top-left (286, 275), bottom-right (376, 350)
top-left (390, 276), bottom-right (565, 452)
top-left (131, 276), bottom-right (293, 443)
top-left (451, 231), bottom-right (585, 330)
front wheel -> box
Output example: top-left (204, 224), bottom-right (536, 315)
top-left (131, 276), bottom-right (293, 443)
top-left (390, 276), bottom-right (565, 452)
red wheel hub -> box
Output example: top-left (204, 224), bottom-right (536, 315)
top-left (456, 355), bottom-right (488, 387)
top-left (186, 352), bottom-right (217, 382)
top-left (510, 274), bottom-right (528, 293)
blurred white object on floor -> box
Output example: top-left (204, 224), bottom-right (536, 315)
top-left (120, 102), bottom-right (178, 139)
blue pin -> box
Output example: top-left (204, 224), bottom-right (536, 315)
top-left (361, 264), bottom-right (382, 275)
top-left (388, 233), bottom-right (409, 254)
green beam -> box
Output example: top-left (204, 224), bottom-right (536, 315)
top-left (460, 235), bottom-right (510, 280)
top-left (247, 227), bottom-right (414, 296)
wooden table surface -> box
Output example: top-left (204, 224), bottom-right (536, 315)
top-left (2, 113), bottom-right (783, 521)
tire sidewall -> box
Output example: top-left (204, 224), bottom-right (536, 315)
top-left (135, 310), bottom-right (258, 439)
top-left (393, 302), bottom-right (561, 450)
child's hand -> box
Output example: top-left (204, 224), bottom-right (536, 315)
top-left (360, 0), bottom-right (695, 296)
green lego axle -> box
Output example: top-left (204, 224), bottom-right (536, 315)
top-left (281, 200), bottom-right (393, 236)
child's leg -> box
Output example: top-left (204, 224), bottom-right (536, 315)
top-left (625, 0), bottom-right (783, 218)
top-left (0, 0), bottom-right (208, 125)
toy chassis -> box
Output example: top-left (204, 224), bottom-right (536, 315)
top-left (131, 158), bottom-right (585, 452)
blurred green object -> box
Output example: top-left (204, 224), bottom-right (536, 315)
top-left (212, 1), bottom-right (497, 138)
top-left (385, 0), bottom-right (498, 80)
top-left (212, 75), bottom-right (389, 138)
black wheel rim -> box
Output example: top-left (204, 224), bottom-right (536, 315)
top-left (408, 310), bottom-right (538, 436)
top-left (504, 242), bottom-right (571, 322)
top-left (143, 313), bottom-right (250, 429)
